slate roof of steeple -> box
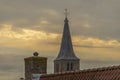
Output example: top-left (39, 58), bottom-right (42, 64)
top-left (55, 16), bottom-right (79, 60)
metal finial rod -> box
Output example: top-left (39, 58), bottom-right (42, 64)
top-left (64, 9), bottom-right (69, 18)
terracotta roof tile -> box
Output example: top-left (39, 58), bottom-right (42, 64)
top-left (40, 65), bottom-right (120, 80)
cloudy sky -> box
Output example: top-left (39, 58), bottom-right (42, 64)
top-left (0, 0), bottom-right (120, 80)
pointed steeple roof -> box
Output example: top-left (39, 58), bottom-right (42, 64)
top-left (55, 10), bottom-right (79, 60)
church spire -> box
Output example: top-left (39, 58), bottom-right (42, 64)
top-left (55, 9), bottom-right (79, 60)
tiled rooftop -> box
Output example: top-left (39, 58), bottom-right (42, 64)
top-left (40, 65), bottom-right (120, 80)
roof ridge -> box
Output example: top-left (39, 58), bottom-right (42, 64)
top-left (41, 65), bottom-right (120, 77)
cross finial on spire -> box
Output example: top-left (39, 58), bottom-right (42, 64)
top-left (64, 9), bottom-right (69, 18)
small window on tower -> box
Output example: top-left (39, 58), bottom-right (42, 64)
top-left (67, 62), bottom-right (69, 71)
top-left (70, 63), bottom-right (73, 70)
top-left (56, 64), bottom-right (59, 72)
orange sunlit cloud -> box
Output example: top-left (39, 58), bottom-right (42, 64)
top-left (0, 24), bottom-right (120, 61)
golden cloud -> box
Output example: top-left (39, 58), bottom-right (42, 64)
top-left (0, 24), bottom-right (120, 61)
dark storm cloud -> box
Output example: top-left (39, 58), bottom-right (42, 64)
top-left (70, 0), bottom-right (120, 40)
top-left (0, 0), bottom-right (120, 40)
top-left (74, 44), bottom-right (114, 48)
top-left (47, 42), bottom-right (115, 48)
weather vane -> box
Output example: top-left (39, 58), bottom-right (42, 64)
top-left (64, 9), bottom-right (69, 18)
